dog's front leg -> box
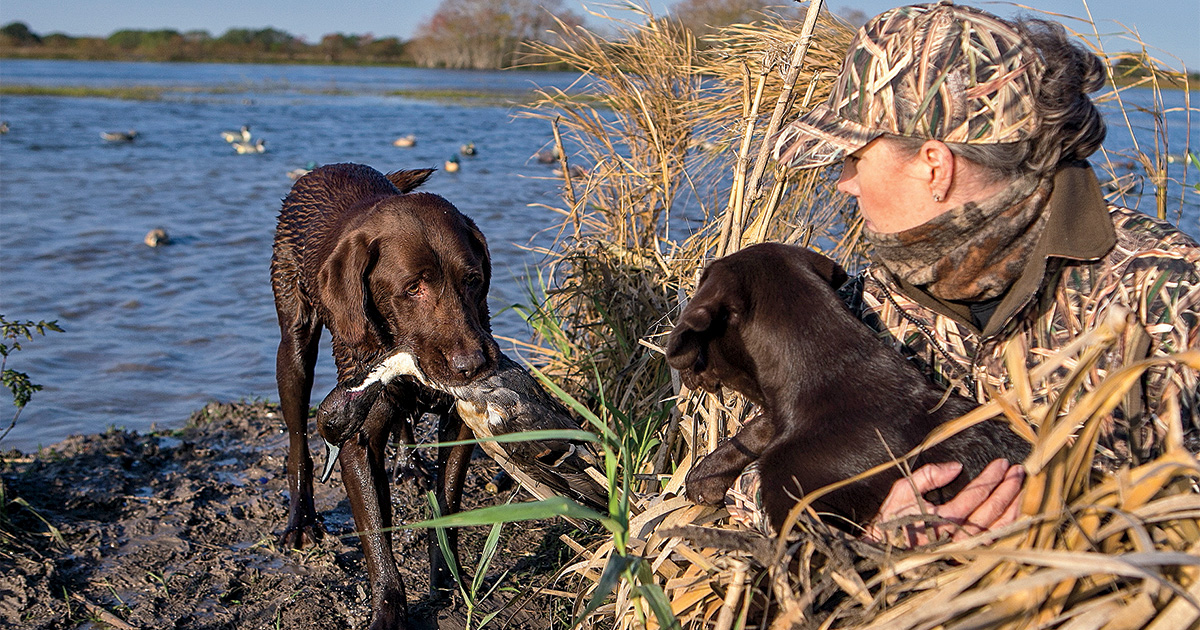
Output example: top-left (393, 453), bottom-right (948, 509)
top-left (430, 407), bottom-right (474, 597)
top-left (685, 413), bottom-right (775, 506)
top-left (341, 428), bottom-right (408, 630)
top-left (276, 319), bottom-right (324, 548)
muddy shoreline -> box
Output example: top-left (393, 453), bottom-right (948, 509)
top-left (1, 401), bottom-right (589, 629)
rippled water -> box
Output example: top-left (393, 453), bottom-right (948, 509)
top-left (0, 60), bottom-right (1196, 452)
top-left (0, 60), bottom-right (590, 451)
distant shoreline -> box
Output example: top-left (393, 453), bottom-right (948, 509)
top-left (4, 53), bottom-right (1196, 91)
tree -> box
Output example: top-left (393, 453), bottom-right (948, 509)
top-left (0, 22), bottom-right (41, 46)
top-left (408, 0), bottom-right (582, 69)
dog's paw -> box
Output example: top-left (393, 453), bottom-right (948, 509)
top-left (684, 472), bottom-right (735, 507)
top-left (279, 513), bottom-right (326, 549)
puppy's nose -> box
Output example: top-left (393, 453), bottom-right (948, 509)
top-left (450, 349), bottom-right (487, 378)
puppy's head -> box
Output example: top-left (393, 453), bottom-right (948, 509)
top-left (318, 178), bottom-right (498, 387)
top-left (665, 243), bottom-right (847, 403)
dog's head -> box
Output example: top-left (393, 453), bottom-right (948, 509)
top-left (665, 243), bottom-right (847, 403)
top-left (317, 170), bottom-right (499, 387)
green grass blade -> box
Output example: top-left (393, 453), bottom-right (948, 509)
top-left (404, 496), bottom-right (615, 531)
top-left (633, 559), bottom-right (682, 630)
top-left (571, 553), bottom-right (631, 629)
top-left (403, 429), bottom-right (599, 449)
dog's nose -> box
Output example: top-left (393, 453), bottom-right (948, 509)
top-left (450, 349), bottom-right (487, 378)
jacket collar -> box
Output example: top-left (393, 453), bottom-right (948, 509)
top-left (882, 161), bottom-right (1117, 338)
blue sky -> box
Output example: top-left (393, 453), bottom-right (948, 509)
top-left (1, 1), bottom-right (1196, 69)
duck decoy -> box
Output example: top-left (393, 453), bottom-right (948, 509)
top-left (444, 155), bottom-right (460, 173)
top-left (101, 130), bottom-right (138, 142)
top-left (553, 164), bottom-right (589, 178)
top-left (287, 161), bottom-right (318, 180)
top-left (233, 138), bottom-right (266, 154)
top-left (460, 142), bottom-right (477, 156)
top-left (0, 121), bottom-right (8, 134)
top-left (144, 228), bottom-right (170, 247)
top-left (393, 134), bottom-right (416, 148)
top-left (220, 125), bottom-right (251, 143)
top-left (533, 147), bottom-right (562, 164)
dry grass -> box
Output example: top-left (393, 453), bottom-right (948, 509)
top-left (517, 3), bottom-right (1199, 629)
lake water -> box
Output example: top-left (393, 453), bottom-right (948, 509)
top-left (0, 59), bottom-right (1196, 452)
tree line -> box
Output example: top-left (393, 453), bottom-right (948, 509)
top-left (0, 0), bottom-right (819, 69)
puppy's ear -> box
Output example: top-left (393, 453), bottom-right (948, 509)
top-left (384, 168), bottom-right (435, 193)
top-left (317, 229), bottom-right (378, 350)
top-left (802, 249), bottom-right (849, 290)
top-left (665, 297), bottom-right (717, 372)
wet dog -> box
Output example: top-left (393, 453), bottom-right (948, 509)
top-left (665, 243), bottom-right (1028, 531)
top-left (271, 163), bottom-right (498, 629)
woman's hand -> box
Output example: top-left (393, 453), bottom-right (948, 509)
top-left (863, 459), bottom-right (1024, 548)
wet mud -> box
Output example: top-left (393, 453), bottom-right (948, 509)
top-left (1, 401), bottom-right (585, 629)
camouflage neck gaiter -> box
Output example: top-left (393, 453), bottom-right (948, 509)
top-left (865, 172), bottom-right (1054, 302)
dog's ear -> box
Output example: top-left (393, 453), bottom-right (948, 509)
top-left (665, 292), bottom-right (720, 373)
top-left (459, 213), bottom-right (492, 321)
top-left (800, 249), bottom-right (849, 290)
top-left (317, 229), bottom-right (379, 350)
top-left (384, 168), bottom-right (435, 193)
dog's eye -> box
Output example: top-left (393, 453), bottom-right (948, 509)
top-left (405, 281), bottom-right (422, 297)
top-left (464, 273), bottom-right (483, 288)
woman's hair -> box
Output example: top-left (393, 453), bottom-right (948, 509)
top-left (889, 17), bottom-right (1108, 182)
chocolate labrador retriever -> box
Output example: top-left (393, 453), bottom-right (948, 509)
top-left (271, 163), bottom-right (498, 629)
top-left (666, 243), bottom-right (1028, 532)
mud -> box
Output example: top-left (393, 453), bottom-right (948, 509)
top-left (1, 401), bottom-right (590, 630)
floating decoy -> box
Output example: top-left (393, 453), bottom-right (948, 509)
top-left (287, 161), bottom-right (318, 180)
top-left (444, 155), bottom-right (460, 173)
top-left (393, 134), bottom-right (416, 148)
top-left (220, 125), bottom-right (251, 143)
top-left (101, 130), bottom-right (138, 142)
top-left (144, 228), bottom-right (170, 247)
top-left (0, 121), bottom-right (8, 134)
top-left (533, 147), bottom-right (562, 164)
top-left (553, 164), bottom-right (589, 178)
top-left (233, 138), bottom-right (266, 154)
top-left (460, 142), bottom-right (477, 156)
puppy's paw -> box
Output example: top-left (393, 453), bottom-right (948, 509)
top-left (684, 469), bottom-right (737, 507)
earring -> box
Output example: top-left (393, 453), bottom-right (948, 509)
top-left (932, 193), bottom-right (943, 202)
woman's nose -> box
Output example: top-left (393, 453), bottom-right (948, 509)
top-left (836, 165), bottom-right (858, 196)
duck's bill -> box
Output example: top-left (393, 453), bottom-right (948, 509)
top-left (320, 439), bottom-right (341, 483)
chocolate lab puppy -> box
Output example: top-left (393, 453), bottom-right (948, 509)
top-left (666, 243), bottom-right (1028, 532)
top-left (271, 163), bottom-right (498, 629)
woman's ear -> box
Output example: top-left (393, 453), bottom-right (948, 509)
top-left (919, 139), bottom-right (955, 203)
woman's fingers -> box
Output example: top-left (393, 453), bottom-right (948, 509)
top-left (864, 459), bottom-right (1026, 547)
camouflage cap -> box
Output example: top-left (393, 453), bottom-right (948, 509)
top-left (774, 1), bottom-right (1043, 169)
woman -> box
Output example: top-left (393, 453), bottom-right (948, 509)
top-left (769, 1), bottom-right (1199, 546)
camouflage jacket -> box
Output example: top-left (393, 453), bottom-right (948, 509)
top-left (843, 165), bottom-right (1200, 470)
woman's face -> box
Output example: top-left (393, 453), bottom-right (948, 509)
top-left (837, 137), bottom-right (940, 234)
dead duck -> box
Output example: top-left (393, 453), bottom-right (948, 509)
top-left (144, 228), bottom-right (170, 247)
top-left (315, 350), bottom-right (607, 509)
top-left (220, 125), bottom-right (251, 143)
top-left (101, 130), bottom-right (138, 142)
top-left (233, 138), bottom-right (266, 154)
top-left (392, 134), bottom-right (417, 148)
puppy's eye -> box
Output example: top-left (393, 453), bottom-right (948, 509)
top-left (405, 281), bottom-right (422, 297)
top-left (464, 273), bottom-right (483, 287)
